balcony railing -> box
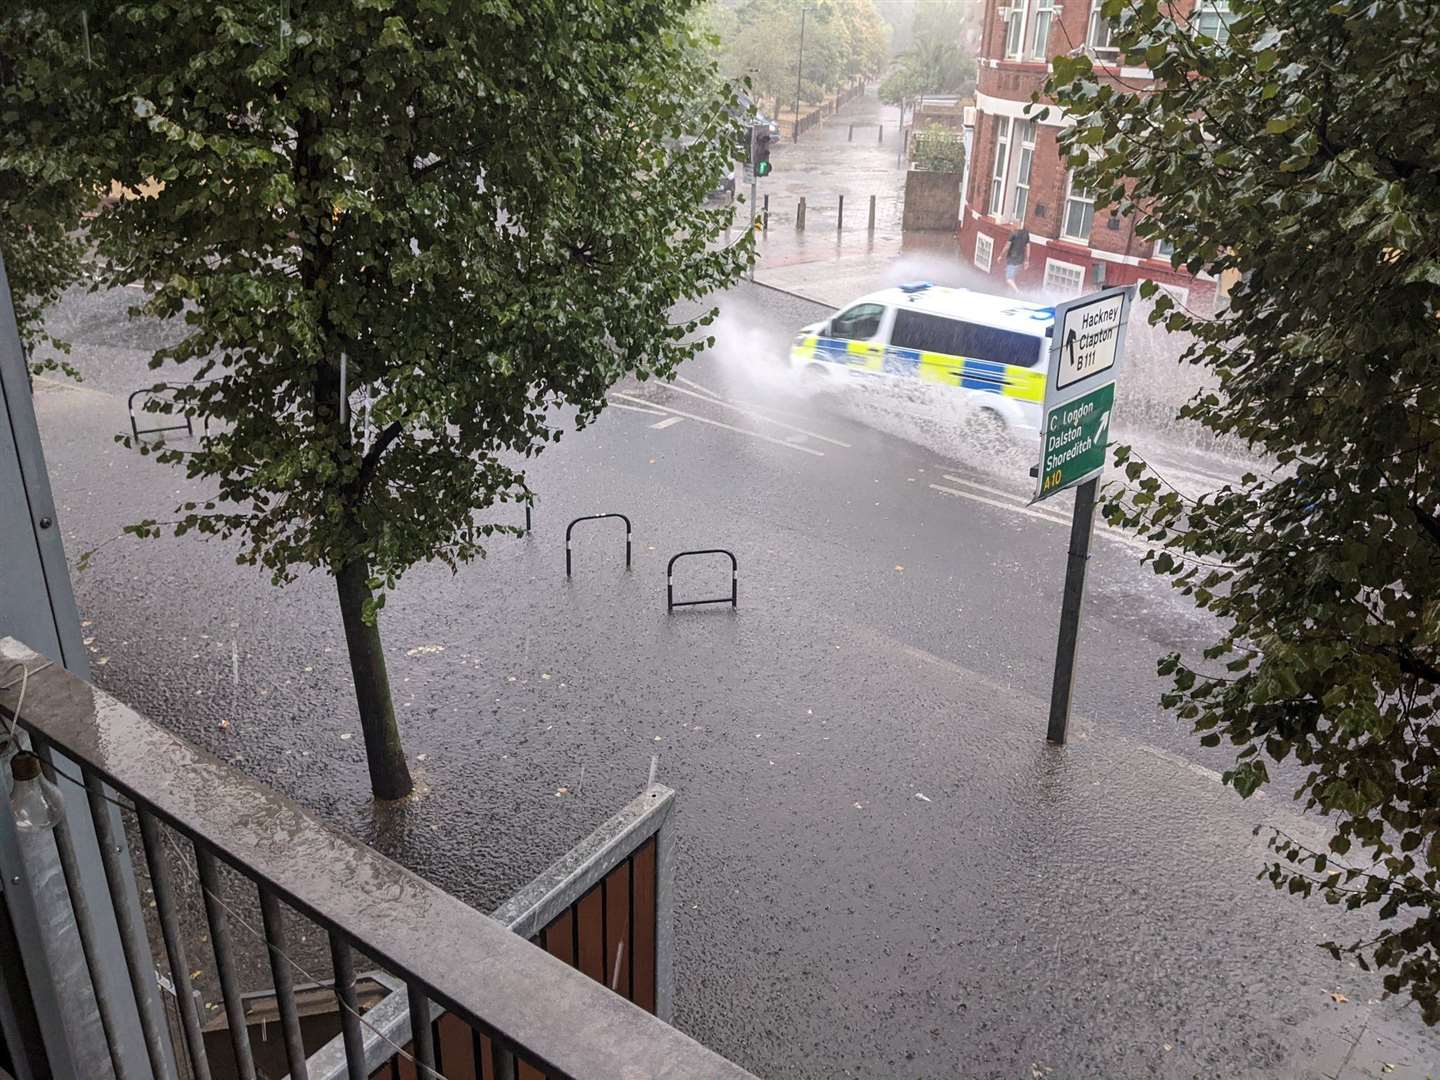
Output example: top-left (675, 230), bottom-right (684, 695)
top-left (0, 636), bottom-right (756, 1080)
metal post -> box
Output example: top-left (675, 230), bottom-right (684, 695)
top-left (847, 123), bottom-right (853, 142)
top-left (867, 194), bottom-right (876, 233)
top-left (84, 767), bottom-right (178, 1080)
top-left (1047, 477), bottom-right (1099, 745)
top-left (837, 194), bottom-right (844, 232)
top-left (748, 171), bottom-right (758, 283)
top-left (653, 813), bottom-right (676, 1023)
top-left (792, 7), bottom-right (806, 144)
top-left (328, 935), bottom-right (366, 1080)
top-left (878, 124), bottom-right (883, 144)
top-left (796, 197), bottom-right (806, 231)
top-left (762, 194), bottom-right (769, 233)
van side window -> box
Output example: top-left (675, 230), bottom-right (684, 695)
top-left (829, 303), bottom-right (885, 341)
top-left (954, 323), bottom-right (1044, 369)
top-left (891, 310), bottom-right (962, 353)
top-left (892, 310), bottom-right (1044, 367)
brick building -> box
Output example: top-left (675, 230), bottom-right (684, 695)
top-left (959, 1), bottom-right (1233, 309)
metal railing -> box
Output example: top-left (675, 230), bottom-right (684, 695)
top-left (304, 782), bottom-right (677, 1080)
top-left (0, 637), bottom-right (754, 1080)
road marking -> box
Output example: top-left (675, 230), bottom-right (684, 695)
top-left (650, 416), bottom-right (685, 430)
top-left (658, 382), bottom-right (852, 448)
top-left (612, 392), bottom-right (825, 457)
top-left (928, 483), bottom-right (1068, 526)
top-left (608, 401), bottom-right (668, 417)
top-left (676, 374), bottom-right (723, 399)
top-left (942, 474), bottom-right (1067, 521)
top-left (928, 482), bottom-right (1152, 554)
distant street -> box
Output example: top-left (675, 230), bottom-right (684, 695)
top-left (30, 256), bottom-right (1440, 1078)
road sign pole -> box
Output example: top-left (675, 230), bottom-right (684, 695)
top-left (1047, 475), bottom-right (1098, 745)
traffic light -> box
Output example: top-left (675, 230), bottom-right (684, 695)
top-left (751, 125), bottom-right (773, 178)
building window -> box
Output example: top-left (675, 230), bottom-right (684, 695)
top-left (1009, 120), bottom-right (1036, 223)
top-left (1061, 173), bottom-right (1094, 241)
top-left (1003, 1), bottom-right (1028, 58)
top-left (1086, 0), bottom-right (1118, 51)
top-left (1194, 0), bottom-right (1235, 42)
top-left (974, 232), bottom-right (994, 273)
top-left (1028, 0), bottom-right (1055, 59)
top-left (1044, 258), bottom-right (1086, 297)
top-left (988, 116), bottom-right (1011, 217)
top-left (1154, 237), bottom-right (1175, 261)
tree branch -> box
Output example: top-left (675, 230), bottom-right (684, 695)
top-left (351, 420), bottom-right (404, 498)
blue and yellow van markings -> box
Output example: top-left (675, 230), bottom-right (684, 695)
top-left (792, 336), bottom-right (1044, 403)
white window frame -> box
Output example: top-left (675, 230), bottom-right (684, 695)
top-left (1028, 0), bottom-right (1055, 60)
top-left (1060, 172), bottom-right (1095, 242)
top-left (1154, 237), bottom-right (1175, 261)
top-left (1003, 0), bottom-right (1029, 59)
top-left (1194, 0), bottom-right (1235, 42)
top-left (1008, 119), bottom-right (1036, 224)
top-left (1043, 257), bottom-right (1086, 297)
top-left (1086, 0), bottom-right (1119, 52)
top-left (974, 232), bottom-right (995, 273)
top-left (988, 116), bottom-right (1011, 217)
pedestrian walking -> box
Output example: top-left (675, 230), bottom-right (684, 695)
top-left (1004, 225), bottom-right (1030, 292)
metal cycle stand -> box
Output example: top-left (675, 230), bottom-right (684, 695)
top-left (127, 386), bottom-right (194, 443)
top-left (666, 550), bottom-right (738, 611)
top-left (564, 514), bottom-right (632, 577)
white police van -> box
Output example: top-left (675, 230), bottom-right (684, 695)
top-left (789, 283), bottom-right (1055, 436)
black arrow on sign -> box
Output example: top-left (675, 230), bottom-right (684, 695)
top-left (1066, 328), bottom-right (1077, 370)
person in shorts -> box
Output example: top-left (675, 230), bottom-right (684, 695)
top-left (1004, 225), bottom-right (1030, 291)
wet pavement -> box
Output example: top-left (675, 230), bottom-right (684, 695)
top-left (26, 273), bottom-right (1440, 1079)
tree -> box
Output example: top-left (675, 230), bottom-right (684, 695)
top-left (724, 0), bottom-right (888, 108)
top-left (24, 0), bottom-right (749, 799)
top-left (878, 40), bottom-right (975, 106)
top-left (1046, 0), bottom-right (1440, 1022)
top-left (0, 10), bottom-right (98, 371)
top-left (876, 0), bottom-right (976, 108)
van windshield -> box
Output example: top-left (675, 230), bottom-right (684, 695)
top-left (829, 303), bottom-right (885, 341)
top-left (891, 310), bottom-right (1043, 368)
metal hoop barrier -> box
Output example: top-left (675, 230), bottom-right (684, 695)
top-left (128, 385), bottom-right (195, 441)
top-left (666, 550), bottom-right (738, 611)
top-left (565, 514), bottom-right (632, 577)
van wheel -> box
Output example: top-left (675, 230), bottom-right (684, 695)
top-left (970, 407), bottom-right (1008, 445)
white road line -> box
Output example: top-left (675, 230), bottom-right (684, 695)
top-left (942, 474), bottom-right (1057, 514)
top-left (612, 392), bottom-right (826, 457)
top-left (676, 374), bottom-right (723, 399)
top-left (659, 382), bottom-right (852, 448)
top-left (928, 483), bottom-right (1070, 526)
top-left (928, 482), bottom-right (1153, 553)
top-left (609, 401), bottom-right (668, 417)
top-left (650, 416), bottom-right (685, 430)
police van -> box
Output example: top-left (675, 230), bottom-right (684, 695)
top-left (789, 283), bottom-right (1055, 437)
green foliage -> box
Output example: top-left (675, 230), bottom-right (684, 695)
top-left (15, 0), bottom-right (750, 793)
top-left (43, 0), bottom-right (748, 589)
top-left (1048, 0), bottom-right (1440, 1022)
top-left (721, 0), bottom-right (888, 106)
top-left (0, 10), bottom-right (100, 374)
top-left (909, 124), bottom-right (965, 174)
top-left (878, 14), bottom-right (976, 106)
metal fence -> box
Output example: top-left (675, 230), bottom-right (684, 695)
top-left (301, 784), bottom-right (677, 1080)
top-left (0, 636), bottom-right (752, 1080)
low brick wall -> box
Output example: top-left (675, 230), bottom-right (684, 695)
top-left (901, 169), bottom-right (963, 232)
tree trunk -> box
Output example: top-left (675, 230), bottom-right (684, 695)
top-left (335, 559), bottom-right (413, 800)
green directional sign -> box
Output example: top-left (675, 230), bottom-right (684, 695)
top-left (1034, 380), bottom-right (1115, 501)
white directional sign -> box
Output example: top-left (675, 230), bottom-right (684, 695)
top-left (1032, 284), bottom-right (1134, 504)
top-left (1054, 289), bottom-right (1126, 391)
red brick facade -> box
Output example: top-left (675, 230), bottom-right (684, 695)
top-left (958, 0), bottom-right (1217, 310)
